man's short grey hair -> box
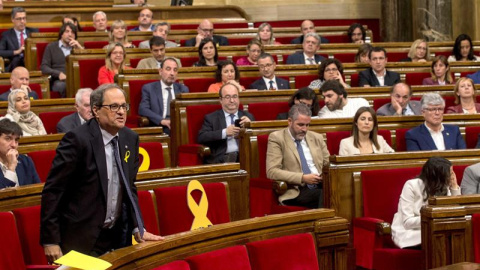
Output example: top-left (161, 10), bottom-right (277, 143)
top-left (75, 88), bottom-right (93, 105)
top-left (93, 11), bottom-right (107, 21)
top-left (304, 32), bottom-right (321, 44)
top-left (90, 84), bottom-right (126, 114)
top-left (11, 7), bottom-right (26, 19)
top-left (288, 104), bottom-right (312, 121)
top-left (153, 22), bottom-right (170, 33)
top-left (421, 93), bottom-right (445, 109)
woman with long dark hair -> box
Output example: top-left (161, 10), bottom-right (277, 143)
top-left (422, 55), bottom-right (453, 85)
top-left (193, 38), bottom-right (218, 67)
top-left (448, 34), bottom-right (479, 62)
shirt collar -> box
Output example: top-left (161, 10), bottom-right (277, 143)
top-left (160, 80), bottom-right (172, 90)
top-left (223, 110), bottom-right (238, 118)
top-left (424, 121), bottom-right (444, 133)
top-left (100, 126), bottom-right (118, 147)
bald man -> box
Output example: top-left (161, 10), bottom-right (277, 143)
top-left (0, 66), bottom-right (38, 101)
top-left (290, 20), bottom-right (329, 44)
top-left (184, 19), bottom-right (229, 47)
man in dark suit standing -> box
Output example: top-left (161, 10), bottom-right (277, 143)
top-left (139, 57), bottom-right (189, 134)
top-left (184, 19), bottom-right (229, 47)
top-left (198, 82), bottom-right (254, 164)
top-left (286, 33), bottom-right (325, 65)
top-left (0, 118), bottom-right (40, 189)
top-left (0, 7), bottom-right (39, 72)
top-left (249, 53), bottom-right (290, 90)
top-left (0, 67), bottom-right (38, 101)
top-left (41, 84), bottom-right (163, 263)
top-left (376, 83), bottom-right (422, 116)
top-left (358, 46), bottom-right (401, 87)
top-left (56, 88), bottom-right (93, 133)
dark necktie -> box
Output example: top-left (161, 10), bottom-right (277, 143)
top-left (295, 140), bottom-right (317, 189)
top-left (165, 87), bottom-right (172, 118)
top-left (269, 80), bottom-right (275, 90)
top-left (229, 114), bottom-right (235, 125)
top-left (111, 136), bottom-right (145, 237)
top-left (307, 58), bottom-right (314, 64)
top-left (402, 108), bottom-right (407, 115)
top-left (20, 32), bottom-right (24, 47)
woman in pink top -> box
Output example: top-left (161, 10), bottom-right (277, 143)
top-left (236, 39), bottom-right (263, 66)
top-left (208, 60), bottom-right (245, 93)
top-left (98, 43), bottom-right (131, 85)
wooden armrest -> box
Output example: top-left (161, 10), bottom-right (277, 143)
top-left (376, 222), bottom-right (391, 235)
top-left (138, 116), bottom-right (150, 127)
top-left (273, 181), bottom-right (288, 195)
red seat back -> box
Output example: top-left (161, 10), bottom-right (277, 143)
top-left (362, 167), bottom-right (422, 222)
top-left (12, 206), bottom-right (47, 265)
top-left (246, 233), bottom-right (319, 270)
top-left (387, 52), bottom-right (408, 62)
top-left (326, 131), bottom-right (350, 155)
top-left (179, 56), bottom-right (198, 67)
top-left (443, 96), bottom-right (455, 111)
top-left (38, 111), bottom-right (75, 134)
top-left (405, 72), bottom-right (431, 86)
top-left (324, 35), bottom-right (351, 43)
top-left (240, 77), bottom-right (260, 89)
top-left (247, 102), bottom-right (289, 121)
top-left (185, 104), bottom-right (222, 144)
top-left (36, 42), bottom-right (49, 70)
top-left (294, 75), bottom-right (317, 89)
top-left (350, 73), bottom-right (360, 87)
top-left (186, 245), bottom-right (251, 270)
top-left (183, 78), bottom-right (216, 93)
top-left (373, 98), bottom-right (391, 111)
top-left (152, 261), bottom-right (191, 270)
top-left (127, 79), bottom-right (157, 126)
top-left (378, 129), bottom-right (392, 146)
top-left (0, 212), bottom-right (26, 269)
top-left (453, 164), bottom-right (468, 185)
top-left (333, 53), bottom-right (356, 63)
top-left (228, 37), bottom-right (253, 46)
top-left (139, 142), bottom-right (166, 170)
top-left (129, 58), bottom-right (142, 68)
top-left (83, 41), bottom-right (109, 49)
top-left (473, 213), bottom-right (480, 263)
top-left (78, 59), bottom-right (105, 89)
top-left (395, 128), bottom-right (410, 151)
top-left (137, 190), bottom-right (160, 235)
top-left (154, 182), bottom-right (230, 236)
top-left (28, 150), bottom-right (56, 183)
top-left (465, 126), bottom-right (480, 149)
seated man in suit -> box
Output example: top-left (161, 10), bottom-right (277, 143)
top-left (376, 82), bottom-right (422, 116)
top-left (137, 37), bottom-right (181, 69)
top-left (0, 67), bottom-right (38, 101)
top-left (406, 93), bottom-right (466, 151)
top-left (286, 32), bottom-right (325, 65)
top-left (318, 80), bottom-right (369, 118)
top-left (267, 104), bottom-right (329, 208)
top-left (41, 23), bottom-right (83, 98)
top-left (130, 8), bottom-right (154, 31)
top-left (249, 53), bottom-right (290, 90)
top-left (461, 162), bottom-right (480, 194)
top-left (290, 20), bottom-right (329, 44)
top-left (358, 46), bottom-right (401, 87)
top-left (92, 11), bottom-right (108, 32)
top-left (138, 22), bottom-right (178, 48)
top-left (0, 118), bottom-right (40, 189)
top-left (198, 82), bottom-right (254, 164)
top-left (0, 7), bottom-right (39, 72)
top-left (139, 57), bottom-right (189, 134)
top-left (57, 88), bottom-right (93, 133)
top-left (184, 19), bottom-right (229, 47)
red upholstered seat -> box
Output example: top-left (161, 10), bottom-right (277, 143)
top-left (186, 245), bottom-right (251, 270)
top-left (28, 150), bottom-right (56, 183)
top-left (353, 167), bottom-right (422, 269)
top-left (395, 128), bottom-right (410, 152)
top-left (128, 79), bottom-right (157, 127)
top-left (13, 206), bottom-right (48, 265)
top-left (152, 261), bottom-right (191, 270)
top-left (78, 59), bottom-right (105, 89)
top-left (372, 249), bottom-right (423, 270)
top-left (247, 102), bottom-right (289, 121)
top-left (405, 72), bottom-right (431, 86)
top-left (373, 98), bottom-right (390, 111)
top-left (333, 53), bottom-right (356, 63)
top-left (228, 37), bottom-right (253, 46)
top-left (0, 212), bottom-right (27, 269)
top-left (129, 58), bottom-right (142, 69)
top-left (350, 73), bottom-right (359, 87)
top-left (179, 56), bottom-right (198, 67)
top-left (240, 77), bottom-right (260, 89)
top-left (473, 213), bottom-right (480, 263)
top-left (378, 129), bottom-right (392, 146)
top-left (153, 182), bottom-right (230, 236)
top-left (38, 111), bottom-right (75, 134)
top-left (387, 52), bottom-right (408, 62)
top-left (443, 96), bottom-right (455, 111)
top-left (246, 233), bottom-right (319, 270)
top-left (453, 164), bottom-right (468, 185)
top-left (465, 126), bottom-right (480, 149)
top-left (326, 131), bottom-right (350, 155)
top-left (324, 35), bottom-right (351, 43)
top-left (183, 78), bottom-right (216, 93)
top-left (36, 42), bottom-right (49, 70)
top-left (137, 190), bottom-right (160, 235)
top-left (139, 142), bottom-right (166, 170)
top-left (435, 51), bottom-right (451, 58)
top-left (460, 71), bottom-right (475, 78)
top-left (294, 75), bottom-right (317, 89)
top-left (83, 41), bottom-right (109, 49)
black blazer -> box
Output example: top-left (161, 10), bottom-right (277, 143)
top-left (0, 88), bottom-right (39, 101)
top-left (40, 118), bottom-right (141, 254)
top-left (249, 77), bottom-right (290, 90)
top-left (56, 112), bottom-right (82, 133)
top-left (0, 154), bottom-right (40, 189)
top-left (358, 67), bottom-right (401, 87)
top-left (198, 109), bottom-right (255, 164)
top-left (0, 27), bottom-right (39, 71)
top-left (286, 51), bottom-right (325, 65)
top-left (290, 35), bottom-right (330, 44)
top-left (184, 35), bottom-right (229, 47)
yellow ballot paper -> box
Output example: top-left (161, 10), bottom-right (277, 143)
top-left (54, 250), bottom-right (112, 270)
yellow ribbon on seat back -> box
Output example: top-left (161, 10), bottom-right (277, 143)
top-left (138, 147), bottom-right (150, 172)
top-left (187, 180), bottom-right (213, 230)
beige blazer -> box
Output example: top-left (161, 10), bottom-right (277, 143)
top-left (339, 135), bottom-right (394, 156)
top-left (266, 128), bottom-right (330, 203)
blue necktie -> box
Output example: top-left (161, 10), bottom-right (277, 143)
top-left (269, 80), bottom-right (275, 90)
top-left (229, 114), bottom-right (235, 125)
top-left (166, 87), bottom-right (172, 118)
top-left (111, 137), bottom-right (145, 237)
top-left (295, 140), bottom-right (317, 189)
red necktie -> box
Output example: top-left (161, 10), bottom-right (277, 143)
top-left (20, 32), bottom-right (24, 47)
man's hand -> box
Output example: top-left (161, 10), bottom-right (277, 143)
top-left (20, 84), bottom-right (32, 93)
top-left (194, 34), bottom-right (205, 47)
top-left (449, 170), bottom-right (459, 190)
top-left (68, 39), bottom-right (83, 50)
top-left (391, 96), bottom-right (403, 115)
top-left (302, 174), bottom-right (322, 185)
top-left (226, 125), bottom-right (240, 137)
top-left (354, 40), bottom-right (364, 44)
top-left (6, 149), bottom-right (18, 171)
top-left (238, 116), bottom-right (251, 127)
top-left (160, 119), bottom-right (171, 129)
top-left (59, 72), bottom-right (67, 81)
top-left (14, 46), bottom-right (24, 55)
top-left (134, 231), bottom-right (165, 243)
top-left (44, 245), bottom-right (63, 264)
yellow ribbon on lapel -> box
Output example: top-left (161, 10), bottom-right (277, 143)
top-left (187, 180), bottom-right (213, 230)
top-left (124, 150), bottom-right (130, 163)
top-left (138, 147), bottom-right (150, 172)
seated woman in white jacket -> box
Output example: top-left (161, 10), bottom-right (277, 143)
top-left (391, 157), bottom-right (461, 249)
top-left (339, 106), bottom-right (394, 156)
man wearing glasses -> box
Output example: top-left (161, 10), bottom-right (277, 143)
top-left (405, 93), bottom-right (466, 151)
top-left (0, 7), bottom-right (38, 72)
top-left (198, 82), bottom-right (254, 163)
top-left (249, 53), bottom-right (290, 90)
top-left (184, 19), bottom-right (229, 47)
top-left (41, 84), bottom-right (163, 263)
top-left (358, 46), bottom-right (400, 87)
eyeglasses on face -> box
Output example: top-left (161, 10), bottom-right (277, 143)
top-left (100, 103), bottom-right (130, 112)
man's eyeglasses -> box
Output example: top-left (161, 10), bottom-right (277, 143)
top-left (259, 63), bottom-right (274, 69)
top-left (221, 95), bottom-right (239, 100)
top-left (100, 103), bottom-right (130, 112)
top-left (423, 107), bottom-right (444, 113)
top-left (200, 28), bottom-right (214, 33)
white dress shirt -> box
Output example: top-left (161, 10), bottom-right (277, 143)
top-left (425, 122), bottom-right (445, 150)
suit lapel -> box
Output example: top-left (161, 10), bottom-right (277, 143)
top-left (284, 129), bottom-right (301, 165)
top-left (420, 124), bottom-right (438, 150)
top-left (117, 131), bottom-right (130, 182)
top-left (218, 110), bottom-right (227, 129)
top-left (369, 68), bottom-right (380, 86)
top-left (154, 81), bottom-right (165, 115)
top-left (10, 30), bottom-right (19, 48)
top-left (90, 120), bottom-right (109, 200)
top-left (442, 126), bottom-right (452, 149)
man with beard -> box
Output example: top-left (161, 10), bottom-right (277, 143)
top-left (266, 104), bottom-right (329, 208)
top-left (318, 80), bottom-right (368, 118)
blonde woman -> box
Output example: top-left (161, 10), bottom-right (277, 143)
top-left (401, 39), bottom-right (430, 62)
top-left (446, 77), bottom-right (480, 114)
top-left (98, 43), bottom-right (131, 85)
top-left (256, 22), bottom-right (281, 46)
top-left (105, 20), bottom-right (136, 49)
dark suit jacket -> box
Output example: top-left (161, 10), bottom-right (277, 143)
top-left (184, 35), bottom-right (229, 47)
top-left (249, 77), bottom-right (290, 90)
top-left (56, 112), bottom-right (82, 133)
top-left (376, 100), bottom-right (422, 116)
top-left (286, 51), bottom-right (325, 65)
top-left (138, 81), bottom-right (190, 131)
top-left (290, 35), bottom-right (330, 44)
top-left (446, 103), bottom-right (480, 114)
top-left (0, 154), bottom-right (40, 189)
top-left (198, 109), bottom-right (255, 164)
top-left (405, 123), bottom-right (466, 151)
top-left (41, 41), bottom-right (67, 80)
top-left (40, 119), bottom-right (141, 254)
top-left (358, 68), bottom-right (401, 87)
top-left (0, 27), bottom-right (39, 71)
top-left (0, 88), bottom-right (39, 101)
top-left (276, 112), bottom-right (288, 120)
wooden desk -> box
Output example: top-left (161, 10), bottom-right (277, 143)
top-left (431, 262), bottom-right (480, 270)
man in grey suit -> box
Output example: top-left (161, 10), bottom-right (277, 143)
top-left (461, 162), bottom-right (480, 195)
top-left (0, 7), bottom-right (39, 72)
top-left (137, 37), bottom-right (181, 69)
top-left (249, 53), bottom-right (290, 90)
top-left (139, 57), bottom-right (189, 134)
top-left (376, 82), bottom-right (422, 116)
top-left (57, 88), bottom-right (93, 133)
top-left (286, 33), bottom-right (325, 65)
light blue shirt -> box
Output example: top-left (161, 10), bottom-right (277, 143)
top-left (58, 40), bottom-right (72, 57)
top-left (221, 110), bottom-right (239, 153)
